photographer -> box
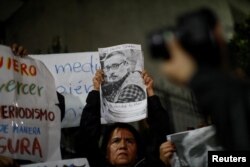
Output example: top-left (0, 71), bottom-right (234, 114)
top-left (148, 8), bottom-right (250, 161)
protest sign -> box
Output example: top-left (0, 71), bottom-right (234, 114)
top-left (21, 158), bottom-right (89, 167)
top-left (31, 52), bottom-right (100, 127)
top-left (0, 45), bottom-right (61, 162)
top-left (99, 44), bottom-right (147, 123)
top-left (167, 126), bottom-right (223, 167)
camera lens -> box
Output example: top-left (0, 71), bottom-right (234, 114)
top-left (147, 27), bottom-right (175, 60)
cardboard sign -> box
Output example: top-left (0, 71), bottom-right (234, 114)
top-left (0, 45), bottom-right (61, 162)
top-left (31, 52), bottom-right (100, 127)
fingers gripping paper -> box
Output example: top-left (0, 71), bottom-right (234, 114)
top-left (99, 44), bottom-right (147, 123)
top-left (0, 45), bottom-right (61, 162)
top-left (167, 126), bottom-right (223, 167)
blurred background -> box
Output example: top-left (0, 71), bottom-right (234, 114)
top-left (1, 0), bottom-right (250, 132)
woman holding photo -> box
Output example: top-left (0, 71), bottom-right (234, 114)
top-left (75, 70), bottom-right (171, 167)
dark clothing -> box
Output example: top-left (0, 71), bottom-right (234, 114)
top-left (57, 92), bottom-right (65, 121)
top-left (190, 68), bottom-right (250, 150)
top-left (75, 90), bottom-right (169, 167)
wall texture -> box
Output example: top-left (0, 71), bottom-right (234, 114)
top-left (3, 0), bottom-right (249, 131)
top-left (5, 0), bottom-right (234, 53)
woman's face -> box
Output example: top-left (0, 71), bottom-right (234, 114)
top-left (107, 128), bottom-right (137, 167)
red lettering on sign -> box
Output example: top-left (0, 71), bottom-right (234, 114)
top-left (0, 136), bottom-right (43, 158)
top-left (2, 57), bottom-right (37, 76)
top-left (20, 63), bottom-right (29, 76)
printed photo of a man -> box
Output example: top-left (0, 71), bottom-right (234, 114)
top-left (101, 50), bottom-right (146, 103)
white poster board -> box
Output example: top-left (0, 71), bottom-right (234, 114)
top-left (0, 45), bottom-right (61, 162)
top-left (31, 52), bottom-right (100, 127)
top-left (21, 158), bottom-right (89, 167)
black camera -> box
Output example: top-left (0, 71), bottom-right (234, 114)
top-left (148, 8), bottom-right (220, 66)
top-left (147, 27), bottom-right (175, 60)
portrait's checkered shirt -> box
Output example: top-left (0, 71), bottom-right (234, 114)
top-left (116, 84), bottom-right (145, 103)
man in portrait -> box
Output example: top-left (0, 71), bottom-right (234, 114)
top-left (101, 50), bottom-right (146, 103)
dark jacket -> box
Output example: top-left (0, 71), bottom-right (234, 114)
top-left (190, 68), bottom-right (250, 150)
top-left (75, 90), bottom-right (170, 167)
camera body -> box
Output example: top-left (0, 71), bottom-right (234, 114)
top-left (148, 27), bottom-right (175, 60)
top-left (148, 8), bottom-right (221, 67)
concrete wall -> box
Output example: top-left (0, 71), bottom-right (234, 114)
top-left (3, 0), bottom-right (238, 131)
top-left (5, 0), bottom-right (234, 53)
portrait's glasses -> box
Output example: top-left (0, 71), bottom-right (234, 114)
top-left (104, 61), bottom-right (126, 72)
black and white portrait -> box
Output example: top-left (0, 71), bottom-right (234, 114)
top-left (99, 44), bottom-right (147, 123)
top-left (168, 126), bottom-right (223, 167)
top-left (100, 45), bottom-right (146, 103)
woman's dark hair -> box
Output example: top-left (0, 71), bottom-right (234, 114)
top-left (101, 123), bottom-right (145, 161)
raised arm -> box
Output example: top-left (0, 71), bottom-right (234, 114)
top-left (142, 70), bottom-right (171, 138)
top-left (142, 70), bottom-right (172, 166)
top-left (79, 70), bottom-right (103, 138)
top-left (75, 70), bottom-right (104, 167)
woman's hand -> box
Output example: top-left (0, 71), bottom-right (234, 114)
top-left (93, 70), bottom-right (104, 91)
top-left (160, 141), bottom-right (176, 167)
top-left (11, 43), bottom-right (28, 57)
top-left (142, 70), bottom-right (154, 96)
